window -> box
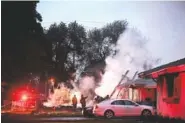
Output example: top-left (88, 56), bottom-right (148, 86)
top-left (124, 100), bottom-right (136, 106)
top-left (165, 74), bottom-right (174, 97)
top-left (111, 100), bottom-right (125, 105)
top-left (165, 73), bottom-right (178, 97)
top-left (161, 73), bottom-right (181, 104)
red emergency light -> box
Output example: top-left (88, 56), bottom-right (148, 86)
top-left (21, 94), bottom-right (28, 101)
top-left (12, 86), bottom-right (37, 102)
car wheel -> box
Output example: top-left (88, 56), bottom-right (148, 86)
top-left (141, 109), bottom-right (152, 117)
top-left (104, 110), bottom-right (114, 119)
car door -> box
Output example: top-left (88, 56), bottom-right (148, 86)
top-left (111, 100), bottom-right (128, 116)
top-left (123, 100), bottom-right (142, 116)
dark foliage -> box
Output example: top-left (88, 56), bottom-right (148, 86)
top-left (2, 1), bottom-right (128, 84)
top-left (45, 20), bottom-right (128, 82)
top-left (2, 1), bottom-right (51, 83)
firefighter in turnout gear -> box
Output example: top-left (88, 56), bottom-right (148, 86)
top-left (80, 94), bottom-right (88, 110)
top-left (72, 95), bottom-right (77, 109)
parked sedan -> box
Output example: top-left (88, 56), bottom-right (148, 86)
top-left (93, 99), bottom-right (156, 118)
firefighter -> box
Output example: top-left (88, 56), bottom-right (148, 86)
top-left (72, 95), bottom-right (77, 109)
top-left (80, 94), bottom-right (88, 110)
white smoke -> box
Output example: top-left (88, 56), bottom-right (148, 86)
top-left (78, 76), bottom-right (96, 100)
top-left (95, 28), bottom-right (159, 97)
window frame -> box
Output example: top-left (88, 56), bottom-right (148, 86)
top-left (162, 73), bottom-right (181, 104)
top-left (165, 73), bottom-right (178, 97)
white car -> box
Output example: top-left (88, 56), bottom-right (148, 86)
top-left (93, 99), bottom-right (156, 118)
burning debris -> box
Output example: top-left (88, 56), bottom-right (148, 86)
top-left (43, 82), bottom-right (82, 108)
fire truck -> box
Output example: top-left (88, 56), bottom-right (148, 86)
top-left (11, 86), bottom-right (45, 112)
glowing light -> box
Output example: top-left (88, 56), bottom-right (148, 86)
top-left (43, 83), bottom-right (82, 108)
top-left (50, 78), bottom-right (55, 82)
top-left (21, 94), bottom-right (28, 101)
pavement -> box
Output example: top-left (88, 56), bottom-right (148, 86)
top-left (1, 114), bottom-right (156, 123)
top-left (1, 108), bottom-right (156, 123)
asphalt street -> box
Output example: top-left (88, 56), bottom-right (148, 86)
top-left (1, 114), bottom-right (156, 123)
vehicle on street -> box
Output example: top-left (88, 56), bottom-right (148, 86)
top-left (93, 99), bottom-right (156, 118)
top-left (82, 95), bottom-right (109, 117)
top-left (82, 107), bottom-right (94, 117)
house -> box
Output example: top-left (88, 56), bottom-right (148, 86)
top-left (138, 58), bottom-right (185, 120)
top-left (112, 78), bottom-right (157, 104)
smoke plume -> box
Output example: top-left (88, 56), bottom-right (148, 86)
top-left (95, 28), bottom-right (160, 97)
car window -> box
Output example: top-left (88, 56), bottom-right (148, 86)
top-left (111, 100), bottom-right (125, 105)
top-left (124, 100), bottom-right (136, 106)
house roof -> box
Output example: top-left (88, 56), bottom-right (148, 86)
top-left (138, 58), bottom-right (185, 78)
top-left (118, 78), bottom-right (156, 88)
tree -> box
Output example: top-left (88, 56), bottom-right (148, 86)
top-left (1, 1), bottom-right (50, 83)
top-left (102, 20), bottom-right (128, 44)
top-left (67, 21), bottom-right (87, 71)
top-left (82, 20), bottom-right (128, 79)
top-left (45, 21), bottom-right (87, 82)
top-left (45, 20), bottom-right (128, 83)
top-left (46, 22), bottom-right (68, 80)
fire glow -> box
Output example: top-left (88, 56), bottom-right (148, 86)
top-left (43, 83), bottom-right (82, 107)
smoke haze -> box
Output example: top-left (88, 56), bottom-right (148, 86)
top-left (95, 28), bottom-right (159, 97)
